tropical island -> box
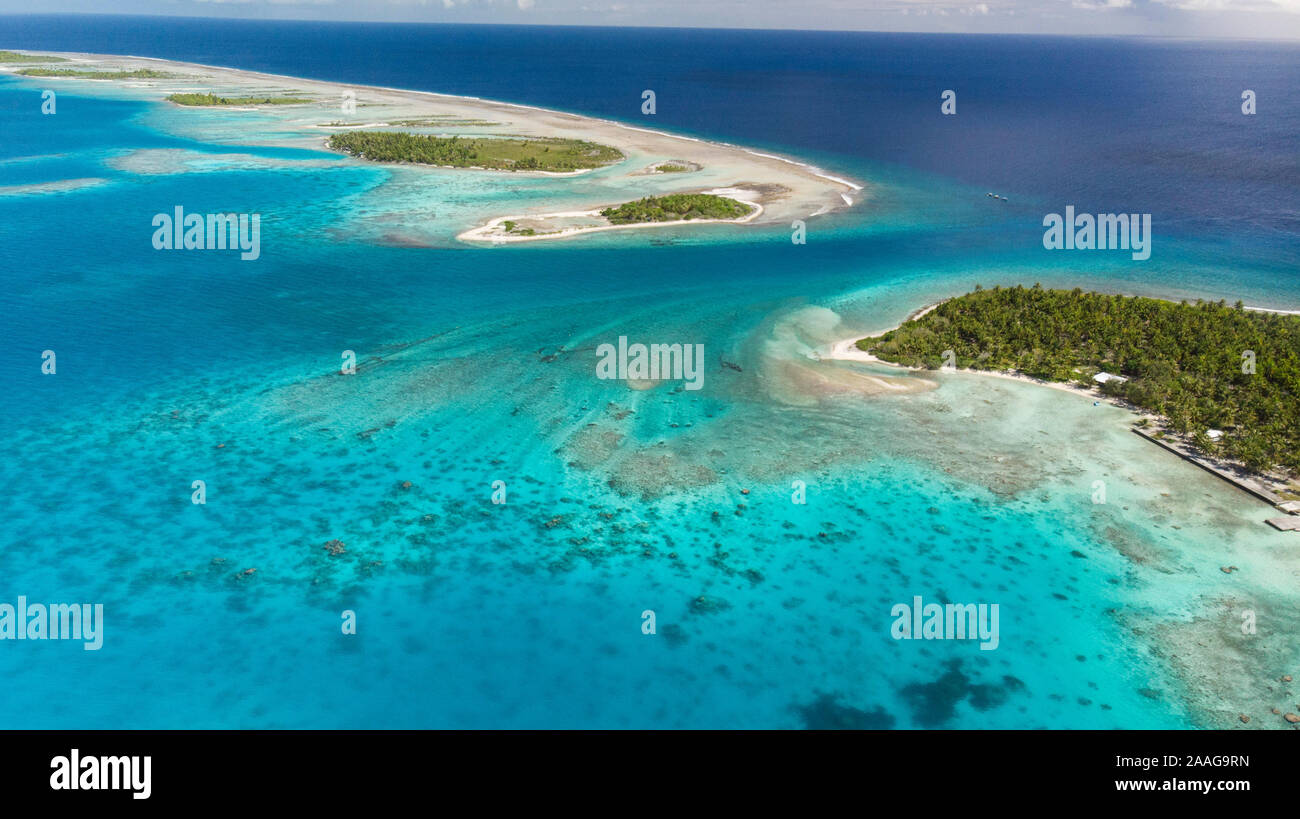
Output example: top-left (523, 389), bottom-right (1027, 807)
top-left (167, 92), bottom-right (313, 106)
top-left (601, 193), bottom-right (753, 224)
top-left (388, 117), bottom-right (499, 127)
top-left (326, 131), bottom-right (623, 173)
top-left (17, 67), bottom-right (177, 79)
top-left (0, 50), bottom-right (67, 63)
top-left (643, 160), bottom-right (700, 174)
top-left (0, 50), bottom-right (861, 244)
top-left (459, 190), bottom-right (760, 243)
top-left (854, 285), bottom-right (1300, 477)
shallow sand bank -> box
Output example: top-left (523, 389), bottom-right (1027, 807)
top-left (3, 51), bottom-right (861, 237)
top-left (457, 187), bottom-right (765, 243)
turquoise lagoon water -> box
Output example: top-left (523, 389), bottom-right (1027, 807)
top-left (0, 38), bottom-right (1297, 729)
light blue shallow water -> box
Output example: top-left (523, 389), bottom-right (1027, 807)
top-left (0, 23), bottom-right (1297, 728)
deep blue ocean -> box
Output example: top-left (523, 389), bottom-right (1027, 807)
top-left (6, 15), bottom-right (1300, 248)
top-left (0, 16), bottom-right (1296, 728)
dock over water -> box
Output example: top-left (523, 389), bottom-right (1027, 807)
top-left (1130, 427), bottom-right (1297, 529)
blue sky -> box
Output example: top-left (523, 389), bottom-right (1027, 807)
top-left (2, 0), bottom-right (1299, 39)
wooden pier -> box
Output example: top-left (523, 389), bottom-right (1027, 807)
top-left (1130, 427), bottom-right (1297, 525)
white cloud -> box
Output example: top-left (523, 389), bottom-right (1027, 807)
top-left (876, 0), bottom-right (1019, 15)
top-left (1071, 0), bottom-right (1133, 10)
top-left (1150, 0), bottom-right (1300, 9)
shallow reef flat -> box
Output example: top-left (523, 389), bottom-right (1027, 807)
top-left (3, 47), bottom-right (1295, 729)
top-left (2, 51), bottom-right (861, 245)
top-left (5, 287), bottom-right (1294, 727)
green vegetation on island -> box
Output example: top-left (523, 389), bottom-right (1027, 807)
top-left (0, 51), bottom-right (67, 63)
top-left (326, 132), bottom-right (623, 172)
top-left (167, 92), bottom-right (313, 106)
top-left (17, 67), bottom-right (178, 79)
top-left (321, 117), bottom-right (500, 127)
top-left (388, 117), bottom-right (500, 127)
top-left (655, 164), bottom-right (690, 173)
top-left (499, 221), bottom-right (549, 237)
top-left (600, 194), bottom-right (753, 225)
top-left (857, 285), bottom-right (1300, 473)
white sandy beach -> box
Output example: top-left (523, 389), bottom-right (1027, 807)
top-left (1, 50), bottom-right (861, 239)
top-left (457, 187), bottom-right (765, 243)
top-left (828, 297), bottom-right (1298, 405)
top-left (829, 330), bottom-right (1104, 402)
top-left (826, 297), bottom-right (1300, 506)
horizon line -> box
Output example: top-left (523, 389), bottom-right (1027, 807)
top-left (2, 11), bottom-right (1299, 45)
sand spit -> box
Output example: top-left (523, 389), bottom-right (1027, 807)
top-left (457, 187), bottom-right (765, 243)
top-left (2, 51), bottom-right (861, 238)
